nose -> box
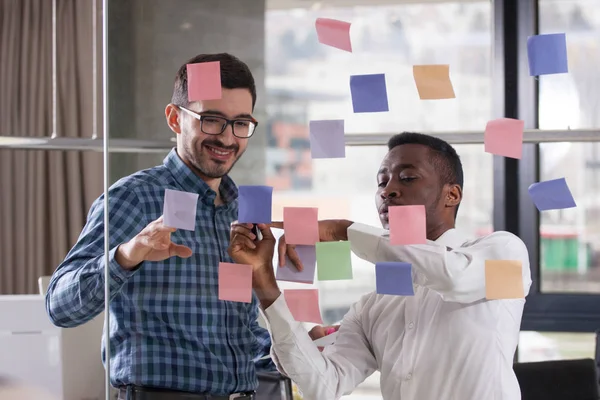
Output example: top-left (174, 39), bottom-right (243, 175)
top-left (219, 123), bottom-right (236, 145)
top-left (380, 184), bottom-right (399, 200)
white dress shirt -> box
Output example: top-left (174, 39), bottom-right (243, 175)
top-left (262, 223), bottom-right (532, 400)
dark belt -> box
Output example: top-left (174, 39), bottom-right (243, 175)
top-left (118, 386), bottom-right (255, 400)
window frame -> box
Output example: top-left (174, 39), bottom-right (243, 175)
top-left (494, 0), bottom-right (600, 333)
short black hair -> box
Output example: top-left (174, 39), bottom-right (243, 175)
top-left (387, 132), bottom-right (463, 216)
top-left (171, 53), bottom-right (256, 109)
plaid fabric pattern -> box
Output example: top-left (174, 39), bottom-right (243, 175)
top-left (45, 149), bottom-right (275, 395)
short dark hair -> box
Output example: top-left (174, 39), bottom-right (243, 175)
top-left (387, 132), bottom-right (463, 216)
top-left (171, 53), bottom-right (256, 109)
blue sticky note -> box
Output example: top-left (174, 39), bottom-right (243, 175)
top-left (309, 120), bottom-right (346, 159)
top-left (349, 74), bottom-right (389, 113)
top-left (527, 33), bottom-right (568, 76)
top-left (238, 185), bottom-right (273, 223)
top-left (528, 178), bottom-right (576, 211)
top-left (276, 245), bottom-right (317, 284)
top-left (376, 262), bottom-right (414, 296)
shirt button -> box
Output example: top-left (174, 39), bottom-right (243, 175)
top-left (408, 322), bottom-right (414, 329)
top-left (406, 373), bottom-right (413, 380)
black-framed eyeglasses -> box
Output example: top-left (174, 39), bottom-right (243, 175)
top-left (178, 106), bottom-right (258, 138)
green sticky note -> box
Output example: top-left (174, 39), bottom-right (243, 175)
top-left (316, 241), bottom-right (353, 281)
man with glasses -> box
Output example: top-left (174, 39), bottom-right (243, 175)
top-left (46, 53), bottom-right (273, 400)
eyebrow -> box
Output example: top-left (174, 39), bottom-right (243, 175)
top-left (200, 109), bottom-right (254, 120)
top-left (377, 163), bottom-right (417, 175)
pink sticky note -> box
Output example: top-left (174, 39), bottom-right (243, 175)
top-left (283, 207), bottom-right (319, 245)
top-left (284, 289), bottom-right (323, 324)
top-left (484, 118), bottom-right (524, 159)
top-left (187, 61), bottom-right (222, 102)
top-left (218, 262), bottom-right (253, 303)
top-left (315, 18), bottom-right (352, 52)
top-left (389, 205), bottom-right (427, 245)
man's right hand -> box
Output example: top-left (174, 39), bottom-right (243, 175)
top-left (115, 216), bottom-right (193, 270)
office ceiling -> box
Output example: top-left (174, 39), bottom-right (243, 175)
top-left (267, 0), bottom-right (482, 10)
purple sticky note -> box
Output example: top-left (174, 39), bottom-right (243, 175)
top-left (238, 185), bottom-right (273, 223)
top-left (276, 245), bottom-right (317, 284)
top-left (349, 74), bottom-right (389, 113)
top-left (163, 189), bottom-right (199, 231)
top-left (376, 262), bottom-right (414, 296)
top-left (527, 33), bottom-right (568, 76)
top-left (528, 178), bottom-right (576, 211)
top-left (309, 120), bottom-right (346, 159)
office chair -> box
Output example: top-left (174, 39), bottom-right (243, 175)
top-left (514, 358), bottom-right (599, 400)
top-left (256, 371), bottom-right (294, 400)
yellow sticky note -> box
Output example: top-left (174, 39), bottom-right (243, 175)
top-left (412, 65), bottom-right (456, 100)
top-left (485, 260), bottom-right (524, 300)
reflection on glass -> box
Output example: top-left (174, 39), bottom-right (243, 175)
top-left (266, 2), bottom-right (493, 397)
top-left (518, 331), bottom-right (596, 362)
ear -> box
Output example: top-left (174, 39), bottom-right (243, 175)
top-left (445, 183), bottom-right (462, 209)
top-left (165, 104), bottom-right (182, 135)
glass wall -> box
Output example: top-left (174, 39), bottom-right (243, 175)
top-left (538, 0), bottom-right (600, 294)
top-left (265, 1), bottom-right (494, 398)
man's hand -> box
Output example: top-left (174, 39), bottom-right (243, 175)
top-left (116, 216), bottom-right (193, 270)
top-left (272, 219), bottom-right (353, 271)
top-left (229, 223), bottom-right (281, 308)
top-left (309, 325), bottom-right (340, 352)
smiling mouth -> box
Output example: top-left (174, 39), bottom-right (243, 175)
top-left (204, 144), bottom-right (235, 160)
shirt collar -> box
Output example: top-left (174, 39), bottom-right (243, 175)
top-left (432, 228), bottom-right (467, 249)
top-left (163, 148), bottom-right (238, 205)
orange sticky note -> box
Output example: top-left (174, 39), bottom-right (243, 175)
top-left (315, 18), bottom-right (352, 52)
top-left (187, 61), bottom-right (222, 102)
top-left (283, 207), bottom-right (319, 245)
top-left (218, 262), bottom-right (253, 303)
top-left (485, 260), bottom-right (524, 300)
top-left (412, 65), bottom-right (456, 100)
top-left (284, 289), bottom-right (323, 324)
top-left (484, 118), bottom-right (525, 159)
top-left (389, 205), bottom-right (427, 245)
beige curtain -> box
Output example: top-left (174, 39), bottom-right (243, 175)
top-left (0, 0), bottom-right (102, 294)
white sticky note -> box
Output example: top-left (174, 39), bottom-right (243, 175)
top-left (312, 331), bottom-right (339, 347)
top-left (163, 188), bottom-right (199, 231)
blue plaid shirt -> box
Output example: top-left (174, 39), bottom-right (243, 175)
top-left (45, 149), bottom-right (275, 395)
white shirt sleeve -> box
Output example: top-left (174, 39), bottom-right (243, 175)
top-left (261, 293), bottom-right (378, 400)
top-left (348, 223), bottom-right (532, 304)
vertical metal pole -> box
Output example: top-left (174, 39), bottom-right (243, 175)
top-left (92, 0), bottom-right (98, 140)
top-left (102, 0), bottom-right (111, 398)
top-left (51, 0), bottom-right (57, 138)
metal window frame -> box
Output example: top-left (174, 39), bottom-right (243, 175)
top-left (495, 0), bottom-right (600, 333)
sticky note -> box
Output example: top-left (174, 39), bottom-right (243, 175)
top-left (284, 289), bottom-right (323, 324)
top-left (484, 118), bottom-right (525, 159)
top-left (218, 262), bottom-right (253, 303)
top-left (163, 189), bottom-right (199, 231)
top-left (187, 61), bottom-right (222, 101)
top-left (283, 207), bottom-right (319, 245)
top-left (412, 65), bottom-right (456, 100)
top-left (389, 205), bottom-right (427, 245)
top-left (349, 74), bottom-right (389, 113)
top-left (485, 260), bottom-right (524, 300)
top-left (528, 178), bottom-right (576, 211)
top-left (527, 33), bottom-right (568, 76)
top-left (376, 262), bottom-right (414, 296)
top-left (315, 18), bottom-right (352, 52)
top-left (316, 241), bottom-right (353, 281)
top-left (309, 120), bottom-right (346, 159)
top-left (276, 245), bottom-right (317, 284)
top-left (238, 185), bottom-right (273, 224)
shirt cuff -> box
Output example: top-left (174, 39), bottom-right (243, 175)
top-left (261, 293), bottom-right (297, 338)
top-left (108, 246), bottom-right (139, 288)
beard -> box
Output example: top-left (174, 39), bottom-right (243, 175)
top-left (185, 138), bottom-right (243, 179)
